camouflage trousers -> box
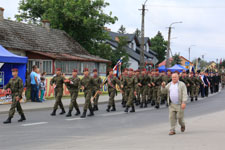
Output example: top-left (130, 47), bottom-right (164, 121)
top-left (68, 91), bottom-right (79, 111)
top-left (9, 96), bottom-right (24, 118)
top-left (125, 88), bottom-right (135, 107)
top-left (136, 86), bottom-right (141, 101)
top-left (147, 87), bottom-right (153, 101)
top-left (152, 86), bottom-right (161, 104)
top-left (53, 88), bottom-right (64, 110)
top-left (140, 85), bottom-right (148, 104)
top-left (108, 88), bottom-right (117, 107)
top-left (83, 90), bottom-right (92, 111)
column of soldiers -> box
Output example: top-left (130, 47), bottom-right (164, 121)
top-left (2, 67), bottom-right (224, 124)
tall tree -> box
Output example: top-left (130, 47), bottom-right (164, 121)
top-left (15, 0), bottom-right (118, 58)
top-left (171, 53), bottom-right (182, 66)
top-left (118, 25), bottom-right (126, 34)
top-left (150, 31), bottom-right (167, 63)
top-left (134, 28), bottom-right (141, 37)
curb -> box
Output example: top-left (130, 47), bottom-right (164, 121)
top-left (0, 99), bottom-right (122, 115)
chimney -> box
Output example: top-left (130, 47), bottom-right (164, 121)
top-left (0, 7), bottom-right (4, 20)
top-left (42, 20), bottom-right (50, 30)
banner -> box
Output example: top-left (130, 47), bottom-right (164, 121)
top-left (0, 88), bottom-right (26, 104)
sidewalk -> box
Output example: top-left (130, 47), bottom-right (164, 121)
top-left (0, 93), bottom-right (122, 114)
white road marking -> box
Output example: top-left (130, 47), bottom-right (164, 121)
top-left (65, 118), bottom-right (86, 121)
top-left (21, 122), bottom-right (48, 127)
top-left (99, 112), bottom-right (124, 117)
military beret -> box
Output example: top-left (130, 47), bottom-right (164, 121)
top-left (175, 71), bottom-right (180, 74)
top-left (73, 69), bottom-right (78, 72)
top-left (83, 68), bottom-right (89, 72)
top-left (11, 68), bottom-right (18, 72)
top-left (129, 68), bottom-right (134, 72)
top-left (142, 68), bottom-right (146, 72)
top-left (155, 69), bottom-right (159, 72)
top-left (93, 68), bottom-right (98, 72)
top-left (167, 70), bottom-right (172, 72)
top-left (161, 71), bottom-right (166, 73)
top-left (56, 68), bottom-right (61, 71)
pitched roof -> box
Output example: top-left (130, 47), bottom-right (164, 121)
top-left (0, 19), bottom-right (110, 63)
top-left (107, 31), bottom-right (136, 42)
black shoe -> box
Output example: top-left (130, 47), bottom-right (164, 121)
top-left (93, 105), bottom-right (98, 111)
top-left (151, 101), bottom-right (155, 106)
top-left (155, 104), bottom-right (160, 109)
top-left (195, 97), bottom-right (198, 101)
top-left (80, 110), bottom-right (87, 118)
top-left (111, 105), bottom-right (116, 111)
top-left (144, 103), bottom-right (148, 108)
top-left (66, 110), bottom-right (72, 117)
top-left (75, 108), bottom-right (81, 116)
top-left (87, 108), bottom-right (94, 117)
top-left (59, 109), bottom-right (66, 115)
top-left (3, 117), bottom-right (12, 124)
top-left (122, 103), bottom-right (126, 108)
top-left (191, 98), bottom-right (194, 102)
top-left (130, 106), bottom-right (135, 113)
top-left (140, 103), bottom-right (143, 108)
top-left (51, 109), bottom-right (57, 116)
top-left (18, 114), bottom-right (26, 122)
top-left (106, 106), bottom-right (111, 112)
top-left (124, 106), bottom-right (129, 113)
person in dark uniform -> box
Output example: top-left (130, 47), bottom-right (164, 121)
top-left (2, 68), bottom-right (26, 124)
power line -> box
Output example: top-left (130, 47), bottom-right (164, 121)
top-left (149, 5), bottom-right (225, 9)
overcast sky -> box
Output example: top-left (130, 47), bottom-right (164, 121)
top-left (1, 0), bottom-right (225, 62)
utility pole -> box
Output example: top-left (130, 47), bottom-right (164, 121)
top-left (188, 45), bottom-right (195, 61)
top-left (165, 21), bottom-right (182, 68)
top-left (139, 0), bottom-right (148, 69)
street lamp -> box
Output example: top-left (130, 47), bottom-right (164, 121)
top-left (166, 21), bottom-right (182, 68)
top-left (188, 45), bottom-right (196, 61)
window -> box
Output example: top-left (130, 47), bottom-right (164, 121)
top-left (99, 63), bottom-right (107, 74)
top-left (28, 59), bottom-right (52, 74)
top-left (82, 62), bottom-right (96, 73)
top-left (55, 61), bottom-right (81, 74)
top-left (43, 60), bottom-right (52, 74)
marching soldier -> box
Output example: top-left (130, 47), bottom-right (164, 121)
top-left (105, 69), bottom-right (121, 112)
top-left (80, 68), bottom-right (95, 118)
top-left (147, 71), bottom-right (153, 104)
top-left (152, 69), bottom-right (163, 109)
top-left (2, 68), bottom-right (26, 124)
top-left (135, 69), bottom-right (141, 105)
top-left (161, 71), bottom-right (170, 105)
top-left (189, 72), bottom-right (198, 101)
top-left (64, 69), bottom-right (81, 117)
top-left (50, 68), bottom-right (66, 116)
top-left (138, 68), bottom-right (151, 108)
top-left (122, 68), bottom-right (137, 113)
top-left (221, 66), bottom-right (225, 89)
top-left (194, 72), bottom-right (202, 101)
top-left (92, 69), bottom-right (102, 111)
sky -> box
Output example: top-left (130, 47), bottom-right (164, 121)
top-left (0, 0), bottom-right (225, 62)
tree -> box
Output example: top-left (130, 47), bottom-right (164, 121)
top-left (111, 36), bottom-right (129, 69)
top-left (15, 0), bottom-right (118, 58)
top-left (171, 53), bottom-right (181, 66)
top-left (118, 25), bottom-right (126, 34)
top-left (134, 28), bottom-right (141, 37)
top-left (150, 31), bottom-right (167, 63)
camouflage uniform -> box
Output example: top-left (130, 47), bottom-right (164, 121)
top-left (138, 74), bottom-right (151, 108)
top-left (193, 75), bottom-right (202, 100)
top-left (152, 75), bottom-right (163, 108)
top-left (92, 76), bottom-right (102, 111)
top-left (135, 74), bottom-right (141, 105)
top-left (123, 74), bottom-right (137, 112)
top-left (50, 74), bottom-right (66, 115)
top-left (105, 75), bottom-right (121, 112)
top-left (80, 75), bottom-right (95, 118)
top-left (221, 70), bottom-right (225, 89)
top-left (161, 74), bottom-right (170, 104)
top-left (121, 74), bottom-right (128, 107)
top-left (4, 76), bottom-right (25, 123)
top-left (65, 76), bottom-right (81, 116)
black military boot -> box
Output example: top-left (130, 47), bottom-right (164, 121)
top-left (18, 114), bottom-right (26, 122)
top-left (122, 102), bottom-right (126, 108)
top-left (106, 105), bottom-right (111, 112)
top-left (195, 97), bottom-right (198, 101)
top-left (140, 102), bottom-right (143, 108)
top-left (155, 103), bottom-right (160, 109)
top-left (50, 109), bottom-right (57, 116)
top-left (66, 110), bottom-right (72, 117)
top-left (3, 117), bottom-right (12, 124)
top-left (144, 102), bottom-right (148, 108)
top-left (80, 110), bottom-right (87, 118)
top-left (151, 100), bottom-right (155, 106)
top-left (87, 107), bottom-right (94, 117)
top-left (111, 105), bottom-right (116, 111)
top-left (59, 108), bottom-right (66, 115)
top-left (75, 108), bottom-right (81, 116)
top-left (191, 97), bottom-right (194, 102)
top-left (124, 106), bottom-right (129, 113)
top-left (93, 105), bottom-right (99, 111)
top-left (130, 105), bottom-right (135, 113)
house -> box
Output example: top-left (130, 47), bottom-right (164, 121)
top-left (158, 56), bottom-right (193, 68)
top-left (0, 7), bottom-right (110, 76)
top-left (105, 30), bottom-right (158, 70)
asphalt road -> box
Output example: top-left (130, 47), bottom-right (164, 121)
top-left (0, 90), bottom-right (225, 150)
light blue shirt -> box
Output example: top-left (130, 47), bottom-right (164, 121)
top-left (30, 71), bottom-right (37, 85)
